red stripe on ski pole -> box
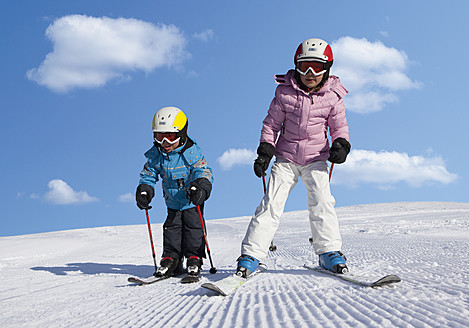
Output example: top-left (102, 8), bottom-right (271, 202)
top-left (262, 175), bottom-right (267, 194)
top-left (196, 205), bottom-right (217, 274)
top-left (145, 208), bottom-right (158, 273)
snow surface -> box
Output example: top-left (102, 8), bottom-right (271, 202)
top-left (1, 202), bottom-right (469, 328)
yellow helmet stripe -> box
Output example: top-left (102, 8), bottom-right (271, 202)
top-left (172, 111), bottom-right (187, 131)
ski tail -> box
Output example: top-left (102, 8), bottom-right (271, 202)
top-left (201, 266), bottom-right (267, 296)
top-left (180, 274), bottom-right (200, 284)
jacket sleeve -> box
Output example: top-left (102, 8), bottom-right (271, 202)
top-left (191, 157), bottom-right (213, 184)
top-left (260, 87), bottom-right (286, 146)
top-left (328, 96), bottom-right (349, 143)
top-left (186, 144), bottom-right (213, 184)
top-left (138, 148), bottom-right (161, 188)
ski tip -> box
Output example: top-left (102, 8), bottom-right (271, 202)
top-left (371, 275), bottom-right (402, 287)
top-left (201, 283), bottom-right (228, 296)
top-left (127, 275), bottom-right (171, 285)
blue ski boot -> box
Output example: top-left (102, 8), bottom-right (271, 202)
top-left (236, 254), bottom-right (260, 278)
top-left (319, 251), bottom-right (348, 274)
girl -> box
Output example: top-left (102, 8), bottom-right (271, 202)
top-left (237, 38), bottom-right (351, 277)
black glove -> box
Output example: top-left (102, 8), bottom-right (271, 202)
top-left (136, 184), bottom-right (154, 210)
top-left (253, 142), bottom-right (276, 178)
top-left (328, 138), bottom-right (351, 164)
top-left (189, 178), bottom-right (212, 206)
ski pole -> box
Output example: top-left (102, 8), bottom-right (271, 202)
top-left (329, 163), bottom-right (334, 182)
top-left (262, 174), bottom-right (267, 194)
top-left (196, 205), bottom-right (217, 274)
top-left (264, 175), bottom-right (277, 252)
top-left (144, 207), bottom-right (158, 275)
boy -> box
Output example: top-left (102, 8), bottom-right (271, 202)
top-left (136, 106), bottom-right (213, 279)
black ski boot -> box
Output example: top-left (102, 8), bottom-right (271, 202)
top-left (187, 256), bottom-right (202, 276)
top-left (155, 257), bottom-right (179, 277)
top-left (181, 256), bottom-right (202, 284)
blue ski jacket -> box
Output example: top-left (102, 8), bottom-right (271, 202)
top-left (139, 138), bottom-right (213, 211)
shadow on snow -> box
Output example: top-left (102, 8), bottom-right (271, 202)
top-left (31, 262), bottom-right (154, 277)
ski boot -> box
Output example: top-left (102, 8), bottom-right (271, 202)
top-left (180, 256), bottom-right (202, 284)
top-left (319, 251), bottom-right (348, 274)
top-left (186, 256), bottom-right (202, 277)
top-left (236, 254), bottom-right (259, 278)
top-left (155, 257), bottom-right (180, 277)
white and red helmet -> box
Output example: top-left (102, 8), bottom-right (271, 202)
top-left (294, 38), bottom-right (333, 65)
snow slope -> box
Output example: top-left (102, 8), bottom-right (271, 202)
top-left (1, 202), bottom-right (469, 327)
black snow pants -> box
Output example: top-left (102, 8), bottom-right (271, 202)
top-left (162, 205), bottom-right (206, 261)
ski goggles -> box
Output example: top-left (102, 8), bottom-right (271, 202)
top-left (296, 61), bottom-right (327, 76)
top-left (154, 132), bottom-right (180, 145)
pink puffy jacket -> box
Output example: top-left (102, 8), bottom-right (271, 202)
top-left (260, 70), bottom-right (349, 166)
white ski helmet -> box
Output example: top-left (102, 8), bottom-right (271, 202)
top-left (152, 106), bottom-right (187, 133)
top-left (294, 38), bottom-right (333, 66)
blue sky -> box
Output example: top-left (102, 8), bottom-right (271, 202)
top-left (1, 1), bottom-right (468, 236)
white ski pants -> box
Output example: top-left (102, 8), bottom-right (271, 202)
top-left (241, 160), bottom-right (342, 261)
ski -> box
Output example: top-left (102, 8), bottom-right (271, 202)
top-left (180, 274), bottom-right (200, 284)
top-left (201, 266), bottom-right (267, 296)
top-left (127, 275), bottom-right (171, 285)
top-left (304, 265), bottom-right (401, 288)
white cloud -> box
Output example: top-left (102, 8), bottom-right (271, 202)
top-left (332, 150), bottom-right (457, 188)
top-left (345, 91), bottom-right (398, 113)
top-left (331, 37), bottom-right (421, 113)
top-left (217, 148), bottom-right (256, 170)
top-left (27, 15), bottom-right (189, 93)
top-left (118, 193), bottom-right (133, 203)
top-left (193, 29), bottom-right (214, 42)
top-left (44, 179), bottom-right (99, 205)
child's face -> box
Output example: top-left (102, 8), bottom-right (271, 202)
top-left (154, 132), bottom-right (181, 153)
top-left (299, 71), bottom-right (324, 90)
top-left (161, 139), bottom-right (180, 153)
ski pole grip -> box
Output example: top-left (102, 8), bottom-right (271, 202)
top-left (140, 191), bottom-right (152, 209)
